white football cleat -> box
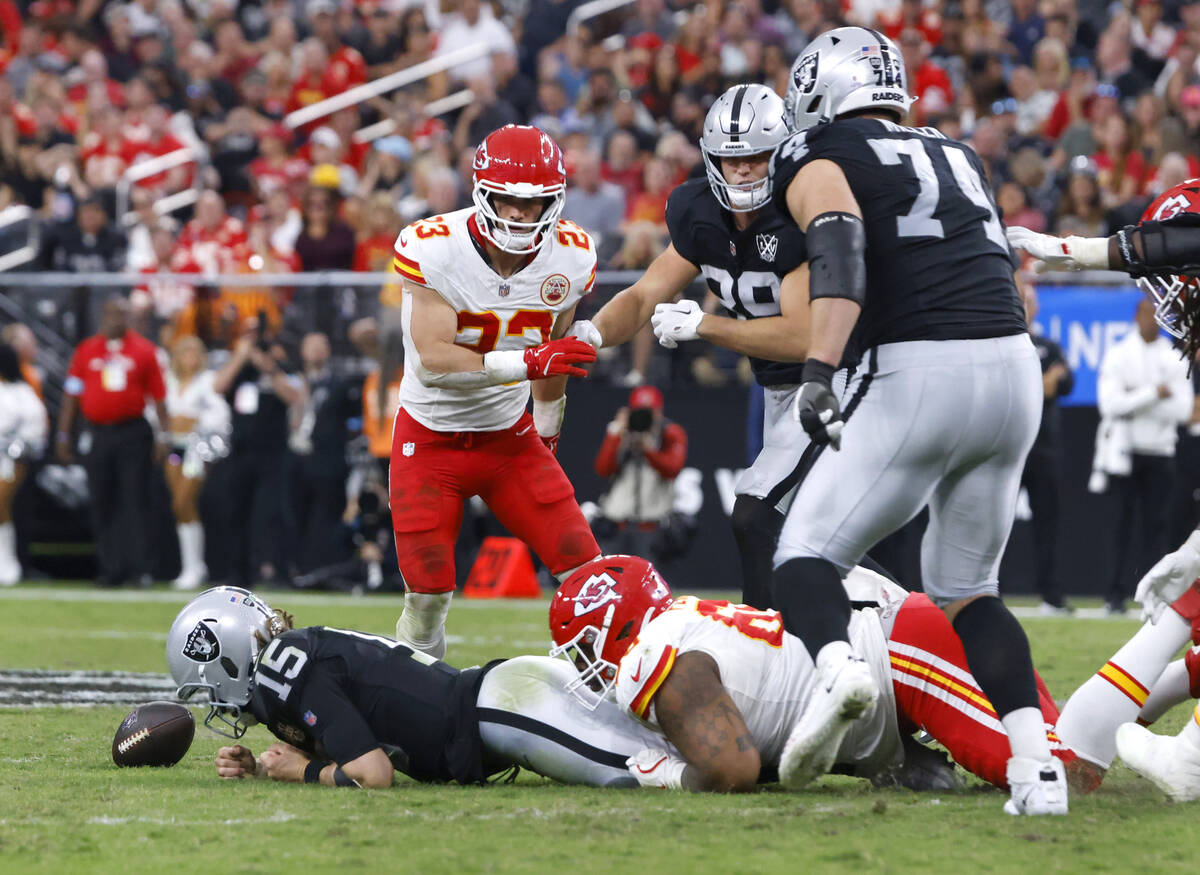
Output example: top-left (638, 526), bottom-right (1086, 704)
top-left (780, 641), bottom-right (878, 789)
top-left (1116, 722), bottom-right (1200, 802)
top-left (1003, 756), bottom-right (1068, 815)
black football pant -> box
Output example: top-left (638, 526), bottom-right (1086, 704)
top-left (83, 417), bottom-right (153, 584)
top-left (1106, 453), bottom-right (1174, 605)
top-left (227, 448), bottom-right (288, 587)
top-left (292, 454), bottom-right (349, 575)
top-left (1020, 446), bottom-right (1064, 607)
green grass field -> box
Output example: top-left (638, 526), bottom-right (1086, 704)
top-left (0, 586), bottom-right (1195, 874)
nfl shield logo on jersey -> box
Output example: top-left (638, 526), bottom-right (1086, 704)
top-left (540, 274), bottom-right (570, 305)
top-left (498, 281), bottom-right (511, 297)
top-left (756, 233), bottom-right (778, 262)
top-left (402, 442), bottom-right (415, 457)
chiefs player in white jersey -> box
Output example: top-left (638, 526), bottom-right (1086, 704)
top-left (389, 125), bottom-right (601, 659)
top-left (550, 555), bottom-right (1074, 795)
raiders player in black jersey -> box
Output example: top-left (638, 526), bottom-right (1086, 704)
top-left (166, 587), bottom-right (673, 788)
top-left (568, 84), bottom-right (813, 610)
top-left (765, 27), bottom-right (1064, 816)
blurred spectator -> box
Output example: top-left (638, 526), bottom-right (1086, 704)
top-left (493, 49), bottom-right (537, 122)
top-left (1096, 22), bottom-right (1150, 100)
top-left (136, 223), bottom-right (200, 328)
top-left (56, 297), bottom-right (168, 588)
top-left (163, 335), bottom-right (230, 591)
top-left (357, 136), bottom-right (412, 201)
top-left (176, 190), bottom-right (248, 276)
top-left (309, 0), bottom-right (366, 94)
top-left (625, 156), bottom-right (672, 231)
top-left (899, 29), bottom-right (954, 125)
top-left (609, 221), bottom-right (666, 387)
top-left (0, 341), bottom-right (46, 586)
top-left (1, 323), bottom-right (43, 401)
top-left (1054, 158), bottom-right (1106, 236)
top-left (357, 321), bottom-right (403, 482)
top-left (295, 183), bottom-right (356, 271)
top-left (206, 107), bottom-right (262, 206)
top-left (1093, 298), bottom-right (1193, 613)
top-left (354, 192), bottom-right (401, 274)
top-left (593, 385), bottom-right (689, 563)
top-left (454, 76), bottom-right (521, 157)
top-left (1020, 286), bottom-right (1074, 614)
top-left (623, 0), bottom-right (676, 41)
top-left (1131, 0), bottom-right (1174, 82)
top-left (41, 195), bottom-right (126, 273)
top-left (436, 0), bottom-right (516, 84)
top-left (213, 316), bottom-right (302, 588)
top-left (1007, 0), bottom-right (1045, 65)
top-left (358, 4), bottom-right (404, 77)
top-left (123, 104), bottom-right (191, 195)
top-left (1093, 114), bottom-right (1147, 209)
top-left (249, 124), bottom-right (307, 200)
top-left (603, 129), bottom-right (645, 210)
top-left (996, 181), bottom-right (1045, 232)
top-left (565, 148), bottom-right (625, 258)
top-left (291, 331), bottom-right (358, 577)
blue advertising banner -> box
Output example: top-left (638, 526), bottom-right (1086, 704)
top-left (1032, 284), bottom-right (1145, 406)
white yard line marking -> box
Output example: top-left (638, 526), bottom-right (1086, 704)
top-left (0, 587), bottom-right (554, 609)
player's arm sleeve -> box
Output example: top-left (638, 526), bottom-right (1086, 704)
top-left (1119, 214), bottom-right (1200, 277)
top-left (295, 670), bottom-right (383, 767)
top-left (642, 422), bottom-right (687, 479)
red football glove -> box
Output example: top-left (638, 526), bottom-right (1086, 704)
top-left (523, 337), bottom-right (596, 380)
top-left (541, 434), bottom-right (561, 455)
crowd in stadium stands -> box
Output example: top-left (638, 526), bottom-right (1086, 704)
top-left (4, 0), bottom-right (1200, 588)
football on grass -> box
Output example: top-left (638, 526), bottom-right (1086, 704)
top-left (112, 701), bottom-right (195, 767)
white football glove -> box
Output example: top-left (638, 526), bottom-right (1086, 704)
top-left (566, 319), bottom-right (603, 349)
top-left (651, 300), bottom-right (704, 349)
top-left (626, 749), bottom-right (688, 789)
top-left (1005, 226), bottom-right (1110, 273)
top-left (1135, 530), bottom-right (1200, 623)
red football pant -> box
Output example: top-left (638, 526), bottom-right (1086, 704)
top-left (887, 593), bottom-right (1072, 789)
top-left (389, 409), bottom-right (600, 594)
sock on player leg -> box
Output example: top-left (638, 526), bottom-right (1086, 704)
top-left (395, 591), bottom-right (454, 660)
top-left (1138, 659), bottom-right (1192, 725)
top-left (952, 596), bottom-right (1050, 762)
top-left (1055, 609), bottom-right (1190, 767)
top-left (731, 495), bottom-right (784, 610)
top-left (771, 557), bottom-right (850, 661)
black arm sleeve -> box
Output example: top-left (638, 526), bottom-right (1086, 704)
top-left (1119, 214), bottom-right (1200, 277)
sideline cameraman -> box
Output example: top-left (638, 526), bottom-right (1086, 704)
top-left (213, 315), bottom-right (302, 588)
top-left (593, 386), bottom-right (688, 562)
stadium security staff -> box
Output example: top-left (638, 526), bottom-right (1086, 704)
top-left (56, 297), bottom-right (168, 588)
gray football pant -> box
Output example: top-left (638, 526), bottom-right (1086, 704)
top-left (737, 374), bottom-right (848, 514)
top-left (476, 656), bottom-right (675, 787)
top-left (774, 334), bottom-right (1042, 605)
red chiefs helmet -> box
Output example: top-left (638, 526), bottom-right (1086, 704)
top-left (548, 555), bottom-right (674, 708)
top-left (472, 124), bottom-right (566, 254)
top-left (1137, 178), bottom-right (1200, 339)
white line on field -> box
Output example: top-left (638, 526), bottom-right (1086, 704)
top-left (0, 587), bottom-right (554, 609)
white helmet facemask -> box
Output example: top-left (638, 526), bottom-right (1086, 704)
top-left (472, 183), bottom-right (565, 254)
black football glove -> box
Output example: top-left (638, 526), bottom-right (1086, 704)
top-left (794, 359), bottom-right (844, 450)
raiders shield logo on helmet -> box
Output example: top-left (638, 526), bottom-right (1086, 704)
top-left (794, 52), bottom-right (819, 94)
top-left (182, 621), bottom-right (220, 663)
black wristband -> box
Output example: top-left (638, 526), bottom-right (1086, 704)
top-left (332, 766), bottom-right (361, 788)
top-left (304, 760), bottom-right (330, 783)
top-left (801, 359), bottom-right (837, 387)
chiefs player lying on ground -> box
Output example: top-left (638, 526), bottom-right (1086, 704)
top-left (167, 587), bottom-right (681, 789)
top-left (554, 554), bottom-right (1200, 795)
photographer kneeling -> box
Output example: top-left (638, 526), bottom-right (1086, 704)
top-left (593, 386), bottom-right (689, 563)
